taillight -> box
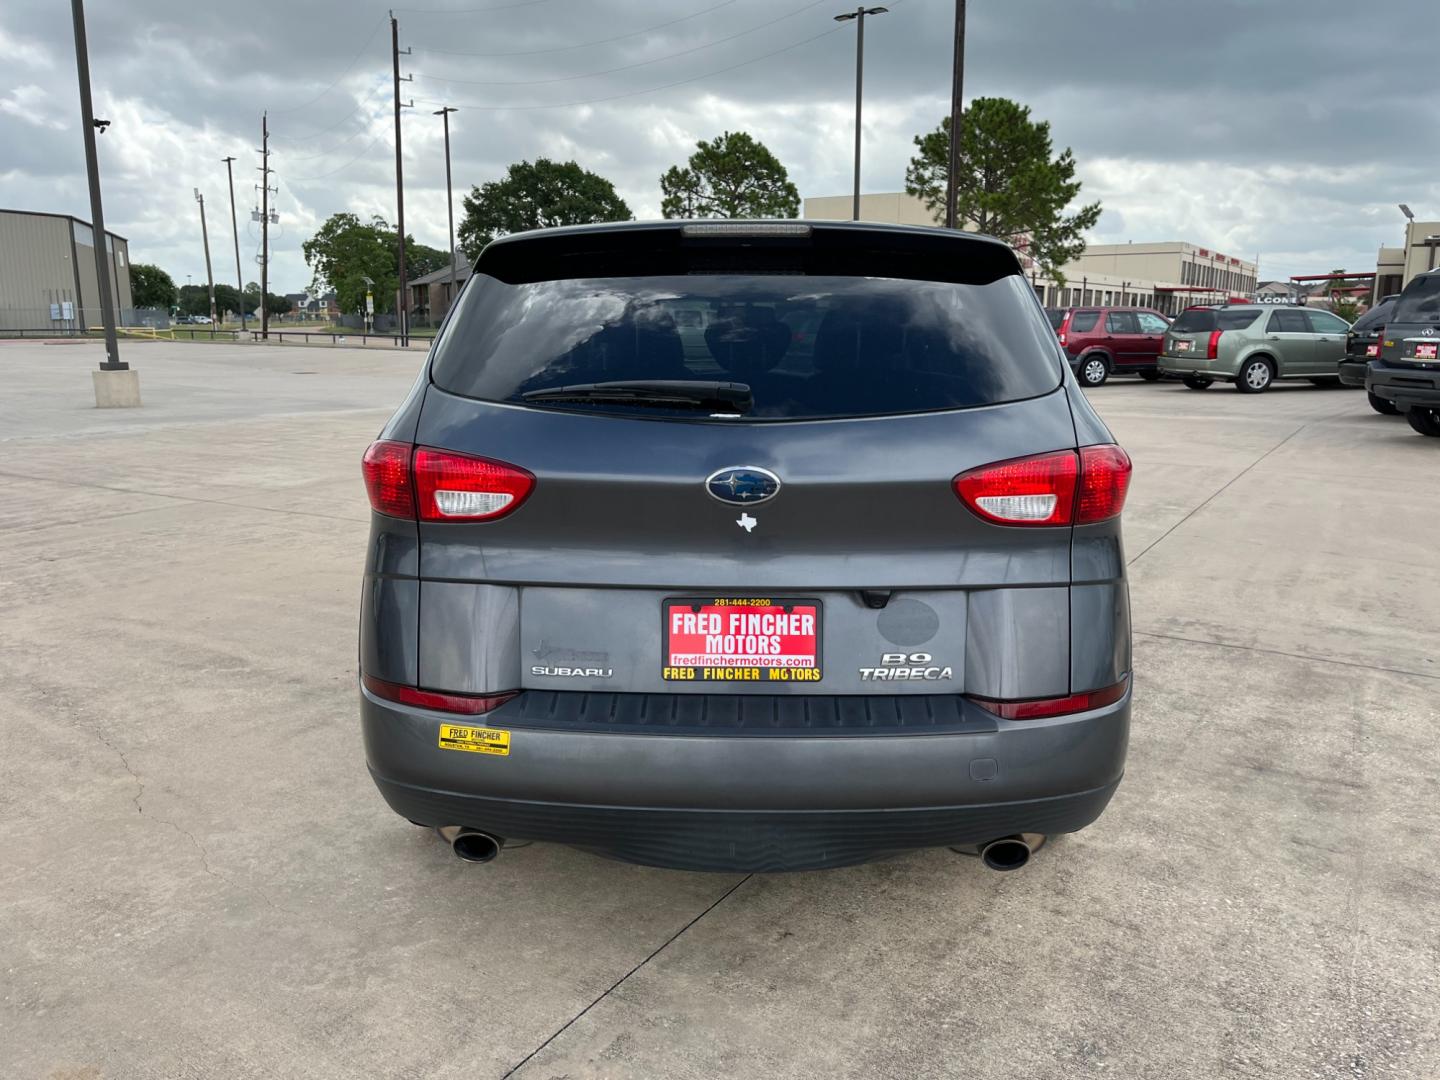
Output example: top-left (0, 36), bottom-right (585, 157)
top-left (363, 674), bottom-right (517, 715)
top-left (362, 440), bottom-right (414, 518)
top-left (969, 676), bottom-right (1128, 720)
top-left (1206, 329), bottom-right (1223, 359)
top-left (1058, 331), bottom-right (1067, 346)
top-left (362, 441), bottom-right (535, 522)
top-left (414, 447), bottom-right (534, 522)
top-left (1366, 326), bottom-right (1382, 358)
top-left (954, 450), bottom-right (1077, 526)
top-left (953, 445), bottom-right (1132, 527)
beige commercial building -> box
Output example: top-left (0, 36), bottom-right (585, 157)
top-left (1374, 219), bottom-right (1440, 299)
top-left (0, 208), bottom-right (134, 332)
top-left (803, 192), bottom-right (1258, 315)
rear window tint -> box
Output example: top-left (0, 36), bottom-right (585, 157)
top-left (1069, 311), bottom-right (1099, 332)
top-left (1393, 274), bottom-right (1440, 324)
top-left (1045, 308), bottom-right (1065, 329)
top-left (1170, 308), bottom-right (1263, 332)
top-left (430, 273), bottom-right (1063, 421)
top-left (1350, 300), bottom-right (1393, 333)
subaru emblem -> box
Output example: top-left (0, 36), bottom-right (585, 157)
top-left (706, 466), bottom-right (781, 505)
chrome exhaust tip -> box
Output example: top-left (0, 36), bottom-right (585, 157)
top-left (979, 835), bottom-right (1032, 872)
top-left (436, 825), bottom-right (504, 864)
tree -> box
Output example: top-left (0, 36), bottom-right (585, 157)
top-left (1325, 268), bottom-right (1366, 322)
top-left (457, 159), bottom-right (632, 262)
top-left (660, 131), bottom-right (800, 219)
top-left (130, 263), bottom-right (176, 309)
top-left (302, 213), bottom-right (438, 314)
top-left (905, 98), bottom-right (1102, 281)
top-left (243, 282), bottom-right (292, 317)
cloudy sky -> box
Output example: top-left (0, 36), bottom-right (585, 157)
top-left (3, 0), bottom-right (1437, 294)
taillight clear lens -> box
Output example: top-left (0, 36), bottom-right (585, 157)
top-left (363, 674), bottom-right (517, 715)
top-left (954, 451), bottom-right (1078, 526)
top-left (413, 447), bottom-right (535, 522)
top-left (1076, 444), bottom-right (1133, 524)
top-left (969, 676), bottom-right (1129, 720)
top-left (362, 440), bottom-right (414, 518)
top-left (1207, 330), bottom-right (1223, 359)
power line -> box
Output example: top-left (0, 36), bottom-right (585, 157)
top-left (267, 15), bottom-right (388, 115)
top-left (412, 0), bottom-right (741, 58)
top-left (278, 117), bottom-right (387, 163)
top-left (269, 80), bottom-right (393, 144)
top-left (411, 25), bottom-right (847, 112)
top-left (411, 0), bottom-right (833, 87)
top-left (392, 0), bottom-right (556, 14)
top-left (278, 131), bottom-right (389, 183)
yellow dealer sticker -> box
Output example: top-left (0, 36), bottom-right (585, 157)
top-left (438, 724), bottom-right (510, 756)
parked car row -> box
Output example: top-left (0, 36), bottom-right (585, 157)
top-left (1348, 268), bottom-right (1440, 437)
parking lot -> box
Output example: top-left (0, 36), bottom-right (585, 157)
top-left (2, 340), bottom-right (1437, 1079)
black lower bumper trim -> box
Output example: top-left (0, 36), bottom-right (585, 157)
top-left (371, 770), bottom-right (1121, 872)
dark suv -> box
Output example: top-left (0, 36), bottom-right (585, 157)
top-left (1367, 269), bottom-right (1440, 436)
top-left (1058, 307), bottom-right (1171, 387)
top-left (1339, 295), bottom-right (1399, 413)
top-left (359, 220), bottom-right (1134, 873)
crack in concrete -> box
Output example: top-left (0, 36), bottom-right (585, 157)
top-left (501, 874), bottom-right (754, 1078)
top-left (1133, 629), bottom-right (1439, 682)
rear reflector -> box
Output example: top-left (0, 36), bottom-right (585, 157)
top-left (969, 676), bottom-right (1129, 720)
top-left (361, 440), bottom-right (414, 518)
top-left (363, 674), bottom-right (518, 715)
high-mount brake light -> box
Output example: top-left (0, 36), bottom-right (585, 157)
top-left (954, 445), bottom-right (1132, 527)
top-left (681, 222), bottom-right (812, 239)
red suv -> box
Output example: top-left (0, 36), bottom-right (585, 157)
top-left (1057, 307), bottom-right (1171, 387)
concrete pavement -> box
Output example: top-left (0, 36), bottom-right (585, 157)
top-left (1, 342), bottom-right (1436, 1079)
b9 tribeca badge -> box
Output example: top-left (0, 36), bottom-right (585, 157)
top-left (859, 652), bottom-right (954, 682)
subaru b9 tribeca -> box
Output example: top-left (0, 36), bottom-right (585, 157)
top-left (359, 220), bottom-right (1133, 872)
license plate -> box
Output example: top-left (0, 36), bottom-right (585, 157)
top-left (1175, 340), bottom-right (1192, 352)
top-left (1415, 343), bottom-right (1438, 360)
top-left (663, 598), bottom-right (821, 683)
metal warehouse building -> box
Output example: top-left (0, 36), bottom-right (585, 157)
top-left (0, 208), bottom-right (133, 332)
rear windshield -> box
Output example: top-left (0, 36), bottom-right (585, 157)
top-left (430, 273), bottom-right (1063, 421)
top-left (1045, 308), bottom-right (1065, 329)
top-left (1349, 300), bottom-right (1393, 333)
top-left (1393, 274), bottom-right (1440, 324)
top-left (1170, 308), bottom-right (1263, 332)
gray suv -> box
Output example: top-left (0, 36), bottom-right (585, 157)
top-left (359, 221), bottom-right (1134, 872)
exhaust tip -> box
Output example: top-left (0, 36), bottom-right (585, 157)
top-left (436, 826), bottom-right (504, 864)
top-left (979, 835), bottom-right (1031, 872)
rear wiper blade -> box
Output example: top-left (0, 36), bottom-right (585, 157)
top-left (522, 380), bottom-right (752, 412)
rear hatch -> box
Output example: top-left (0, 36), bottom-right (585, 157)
top-left (1381, 274), bottom-right (1440, 369)
top-left (1163, 306), bottom-right (1263, 357)
top-left (1347, 298), bottom-right (1394, 360)
top-left (410, 223), bottom-right (1116, 700)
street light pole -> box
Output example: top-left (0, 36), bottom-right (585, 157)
top-left (222, 156), bottom-right (246, 331)
top-left (69, 0), bottom-right (123, 370)
top-left (834, 6), bottom-right (887, 222)
top-left (945, 0), bottom-right (966, 229)
top-left (195, 188), bottom-right (217, 326)
top-left (434, 105), bottom-right (458, 316)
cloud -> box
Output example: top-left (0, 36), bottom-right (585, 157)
top-left (2, 0), bottom-right (1437, 293)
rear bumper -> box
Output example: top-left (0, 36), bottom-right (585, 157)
top-left (1158, 356), bottom-right (1231, 380)
top-left (1367, 363), bottom-right (1440, 410)
top-left (361, 685), bottom-right (1131, 871)
top-left (1338, 358), bottom-right (1370, 387)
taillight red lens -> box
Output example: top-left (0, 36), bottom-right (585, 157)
top-left (1058, 331), bottom-right (1067, 346)
top-left (969, 676), bottom-right (1129, 720)
top-left (1206, 329), bottom-right (1222, 359)
top-left (362, 674), bottom-right (517, 715)
top-left (1076, 444), bottom-right (1133, 524)
top-left (954, 450), bottom-right (1078, 526)
top-left (413, 447), bottom-right (535, 522)
top-left (362, 440), bottom-right (414, 518)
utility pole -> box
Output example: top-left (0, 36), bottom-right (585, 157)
top-left (945, 0), bottom-right (966, 229)
top-left (391, 12), bottom-right (413, 345)
top-left (222, 156), bottom-right (247, 331)
top-left (195, 188), bottom-right (217, 326)
top-left (434, 105), bottom-right (458, 315)
top-left (69, 0), bottom-right (124, 372)
top-left (833, 7), bottom-right (887, 222)
top-left (258, 112), bottom-right (273, 339)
